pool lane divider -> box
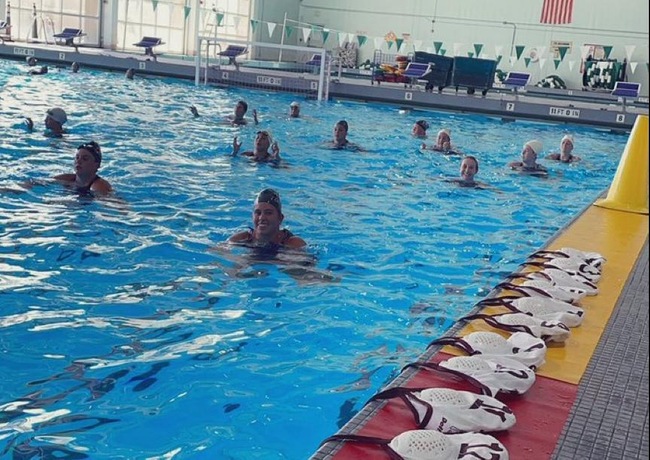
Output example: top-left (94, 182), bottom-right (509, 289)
top-left (315, 118), bottom-right (649, 459)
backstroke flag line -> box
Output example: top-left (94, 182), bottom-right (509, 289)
top-left (540, 0), bottom-right (574, 24)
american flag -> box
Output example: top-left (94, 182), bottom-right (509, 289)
top-left (540, 0), bottom-right (574, 24)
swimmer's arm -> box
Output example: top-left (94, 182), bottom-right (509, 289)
top-left (507, 161), bottom-right (522, 169)
top-left (253, 109), bottom-right (259, 125)
top-left (420, 143), bottom-right (442, 152)
top-left (1, 177), bottom-right (53, 194)
top-left (24, 117), bottom-right (34, 131)
top-left (231, 136), bottom-right (242, 156)
top-left (284, 236), bottom-right (307, 249)
top-left (227, 231), bottom-right (251, 244)
top-left (270, 141), bottom-right (281, 160)
top-left (91, 178), bottom-right (113, 195)
top-left (53, 173), bottom-right (76, 183)
top-left (546, 153), bottom-right (560, 160)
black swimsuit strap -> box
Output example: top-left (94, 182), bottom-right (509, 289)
top-left (75, 175), bottom-right (100, 193)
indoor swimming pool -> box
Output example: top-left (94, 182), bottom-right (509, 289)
top-left (0, 58), bottom-right (629, 459)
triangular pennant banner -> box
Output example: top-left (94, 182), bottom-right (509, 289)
top-left (302, 27), bottom-right (311, 43)
top-left (285, 25), bottom-right (294, 38)
top-left (183, 5), bottom-right (191, 20)
top-left (524, 57), bottom-right (531, 67)
top-left (337, 32), bottom-right (346, 47)
top-left (603, 45), bottom-right (613, 59)
top-left (321, 29), bottom-right (330, 43)
top-left (509, 56), bottom-right (517, 66)
top-left (539, 58), bottom-right (546, 69)
top-left (374, 36), bottom-right (383, 50)
top-left (395, 38), bottom-right (404, 51)
top-left (250, 19), bottom-right (259, 34)
top-left (496, 55), bottom-right (503, 65)
top-left (568, 60), bottom-right (575, 72)
top-left (387, 40), bottom-right (394, 50)
top-left (554, 59), bottom-right (561, 69)
top-left (467, 51), bottom-right (474, 58)
top-left (515, 45), bottom-right (525, 60)
top-left (580, 45), bottom-right (591, 59)
top-left (630, 62), bottom-right (638, 73)
top-left (348, 33), bottom-right (356, 44)
top-left (453, 42), bottom-right (462, 56)
top-left (439, 48), bottom-right (446, 56)
top-left (413, 40), bottom-right (422, 50)
top-left (152, 0), bottom-right (158, 10)
top-left (494, 45), bottom-right (504, 58)
top-left (625, 45), bottom-right (635, 62)
top-left (537, 46), bottom-right (547, 58)
top-left (558, 46), bottom-right (569, 61)
top-left (216, 13), bottom-right (225, 26)
top-left (434, 41), bottom-right (443, 53)
top-left (357, 35), bottom-right (367, 47)
top-left (473, 43), bottom-right (483, 57)
top-left (267, 22), bottom-right (276, 37)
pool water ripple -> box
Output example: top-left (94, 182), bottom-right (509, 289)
top-left (0, 59), bottom-right (628, 458)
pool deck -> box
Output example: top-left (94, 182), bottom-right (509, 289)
top-left (0, 40), bottom-right (648, 131)
top-left (2, 40), bottom-right (648, 460)
top-left (310, 169), bottom-right (649, 458)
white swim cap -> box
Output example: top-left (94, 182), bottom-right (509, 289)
top-left (438, 128), bottom-right (451, 137)
top-left (290, 101), bottom-right (300, 107)
top-left (561, 134), bottom-right (574, 146)
top-left (524, 140), bottom-right (543, 155)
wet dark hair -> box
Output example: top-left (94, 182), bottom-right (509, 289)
top-left (78, 141), bottom-right (102, 166)
top-left (415, 120), bottom-right (429, 131)
top-left (336, 120), bottom-right (348, 132)
top-left (255, 188), bottom-right (281, 213)
top-left (237, 100), bottom-right (248, 113)
top-left (464, 155), bottom-right (479, 172)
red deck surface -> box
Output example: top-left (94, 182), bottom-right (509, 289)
top-left (327, 352), bottom-right (577, 460)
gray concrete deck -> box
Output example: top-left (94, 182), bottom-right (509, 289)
top-left (552, 239), bottom-right (649, 460)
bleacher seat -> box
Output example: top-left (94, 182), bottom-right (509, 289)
top-left (306, 54), bottom-right (322, 67)
top-left (53, 28), bottom-right (86, 52)
top-left (402, 62), bottom-right (432, 88)
top-left (504, 72), bottom-right (531, 88)
top-left (133, 36), bottom-right (164, 61)
top-left (611, 81), bottom-right (641, 98)
top-left (217, 45), bottom-right (248, 67)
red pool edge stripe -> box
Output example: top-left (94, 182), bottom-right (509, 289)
top-left (326, 352), bottom-right (578, 460)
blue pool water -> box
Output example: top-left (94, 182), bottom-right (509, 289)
top-left (0, 58), bottom-right (628, 459)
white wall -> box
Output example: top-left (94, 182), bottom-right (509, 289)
top-left (298, 0), bottom-right (649, 93)
top-left (252, 0), bottom-right (301, 61)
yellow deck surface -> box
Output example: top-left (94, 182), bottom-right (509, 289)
top-left (445, 204), bottom-right (648, 384)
